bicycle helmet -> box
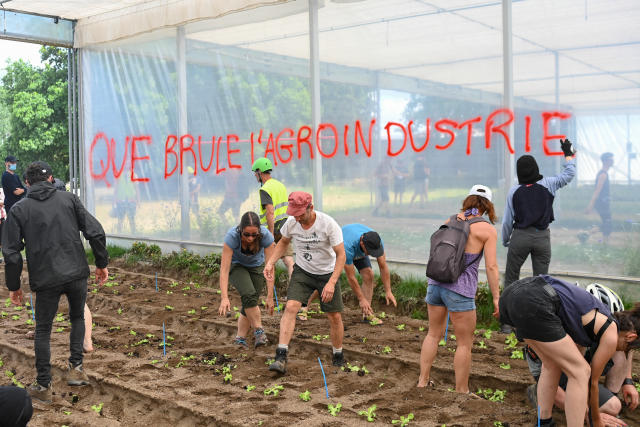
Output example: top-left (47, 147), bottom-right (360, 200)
top-left (251, 157), bottom-right (273, 173)
top-left (586, 283), bottom-right (624, 313)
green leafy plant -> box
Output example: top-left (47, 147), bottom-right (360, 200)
top-left (201, 306), bottom-right (208, 311)
top-left (165, 305), bottom-right (174, 311)
top-left (313, 334), bottom-right (329, 341)
top-left (378, 312), bottom-right (386, 319)
top-left (187, 309), bottom-right (196, 315)
top-left (504, 333), bottom-right (517, 349)
top-left (130, 330), bottom-right (137, 336)
top-left (396, 324), bottom-right (405, 331)
top-left (358, 404), bottom-right (377, 422)
top-left (246, 385), bottom-right (256, 391)
top-left (56, 327), bottom-right (64, 332)
top-left (483, 330), bottom-right (492, 339)
top-left (438, 339), bottom-right (446, 346)
top-left (109, 326), bottom-right (120, 331)
top-left (477, 340), bottom-right (487, 349)
top-left (91, 402), bottom-right (104, 414)
top-left (299, 390), bottom-right (311, 401)
top-left (264, 384), bottom-right (284, 396)
top-left (477, 388), bottom-right (506, 402)
top-left (419, 326), bottom-right (425, 332)
top-left (510, 349), bottom-right (524, 359)
top-left (223, 373), bottom-right (232, 383)
top-left (499, 363), bottom-right (511, 370)
top-left (117, 308), bottom-right (123, 315)
top-left (392, 413), bottom-right (414, 426)
top-left (328, 403), bottom-right (342, 416)
top-left (382, 346), bottom-right (392, 354)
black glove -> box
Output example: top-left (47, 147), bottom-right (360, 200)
top-left (560, 138), bottom-right (575, 157)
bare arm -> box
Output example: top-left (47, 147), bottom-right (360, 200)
top-left (217, 244), bottom-right (233, 315)
top-left (483, 226), bottom-right (500, 318)
top-left (263, 242), bottom-right (276, 314)
top-left (263, 236), bottom-right (291, 281)
top-left (320, 243), bottom-right (346, 303)
top-left (13, 188), bottom-right (24, 196)
top-left (265, 204), bottom-right (276, 234)
top-left (586, 173), bottom-right (606, 212)
top-left (590, 325), bottom-right (619, 426)
top-left (377, 254), bottom-right (396, 307)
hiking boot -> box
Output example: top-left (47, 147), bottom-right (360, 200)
top-left (332, 351), bottom-right (345, 367)
top-left (254, 328), bottom-right (268, 348)
top-left (29, 381), bottom-right (52, 403)
top-left (234, 336), bottom-right (249, 349)
top-left (526, 383), bottom-right (538, 408)
top-left (500, 324), bottom-right (513, 334)
top-left (67, 362), bottom-right (90, 386)
top-left (268, 347), bottom-right (288, 374)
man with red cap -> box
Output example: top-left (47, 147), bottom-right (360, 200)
top-left (264, 191), bottom-right (346, 374)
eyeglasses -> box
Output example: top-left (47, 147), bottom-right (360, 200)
top-left (242, 232), bottom-right (259, 238)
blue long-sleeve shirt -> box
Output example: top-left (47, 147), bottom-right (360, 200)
top-left (501, 158), bottom-right (576, 247)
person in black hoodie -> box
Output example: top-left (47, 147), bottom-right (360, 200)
top-left (1, 161), bottom-right (109, 404)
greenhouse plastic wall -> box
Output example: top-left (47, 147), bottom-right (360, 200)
top-left (81, 0), bottom-right (640, 278)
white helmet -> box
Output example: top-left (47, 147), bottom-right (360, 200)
top-left (586, 283), bottom-right (624, 313)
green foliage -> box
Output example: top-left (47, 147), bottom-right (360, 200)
top-left (358, 404), bottom-right (377, 422)
top-left (264, 384), bottom-right (284, 397)
top-left (91, 402), bottom-right (104, 414)
top-left (510, 349), bottom-right (524, 359)
top-left (299, 390), bottom-right (311, 401)
top-left (327, 403), bottom-right (342, 416)
top-left (476, 388), bottom-right (506, 402)
top-left (392, 413), bottom-right (414, 426)
top-left (1, 47), bottom-right (69, 178)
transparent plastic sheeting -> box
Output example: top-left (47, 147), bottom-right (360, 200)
top-left (81, 1), bottom-right (640, 278)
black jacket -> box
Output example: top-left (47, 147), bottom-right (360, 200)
top-left (2, 181), bottom-right (108, 292)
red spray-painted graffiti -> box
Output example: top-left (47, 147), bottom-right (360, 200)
top-left (89, 109), bottom-right (570, 185)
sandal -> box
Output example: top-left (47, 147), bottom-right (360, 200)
top-left (297, 308), bottom-right (308, 321)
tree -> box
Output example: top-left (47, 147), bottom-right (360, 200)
top-left (0, 46), bottom-right (69, 180)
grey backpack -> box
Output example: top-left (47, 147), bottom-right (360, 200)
top-left (426, 214), bottom-right (487, 283)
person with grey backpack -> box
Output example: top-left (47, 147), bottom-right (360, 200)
top-left (418, 185), bottom-right (501, 393)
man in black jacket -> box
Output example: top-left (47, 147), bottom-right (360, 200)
top-left (2, 161), bottom-right (109, 403)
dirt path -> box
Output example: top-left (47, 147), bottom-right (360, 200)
top-left (1, 265), bottom-right (638, 426)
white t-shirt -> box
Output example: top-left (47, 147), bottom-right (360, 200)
top-left (280, 211), bottom-right (343, 275)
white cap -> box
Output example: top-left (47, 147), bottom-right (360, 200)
top-left (468, 184), bottom-right (492, 202)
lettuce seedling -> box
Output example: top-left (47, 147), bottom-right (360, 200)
top-left (477, 340), bottom-right (487, 349)
top-left (201, 306), bottom-right (208, 311)
top-left (358, 404), bottom-right (377, 422)
top-left (265, 358), bottom-right (275, 366)
top-left (187, 309), bottom-right (196, 315)
top-left (483, 330), bottom-right (492, 339)
top-left (264, 384), bottom-right (284, 396)
top-left (299, 390), bottom-right (311, 401)
top-left (165, 305), bottom-right (174, 311)
top-left (379, 312), bottom-right (386, 319)
top-left (382, 346), bottom-right (392, 354)
top-left (392, 413), bottom-right (414, 426)
top-left (246, 385), bottom-right (256, 391)
top-left (438, 339), bottom-right (446, 346)
top-left (328, 403), bottom-right (342, 416)
top-left (396, 324), bottom-right (405, 331)
top-left (419, 327), bottom-right (425, 332)
top-left (510, 349), bottom-right (524, 359)
top-left (91, 402), bottom-right (103, 414)
top-left (499, 363), bottom-right (511, 370)
top-left (130, 330), bottom-right (137, 336)
top-left (504, 333), bottom-right (517, 349)
top-left (223, 373), bottom-right (232, 383)
top-left (313, 334), bottom-right (329, 341)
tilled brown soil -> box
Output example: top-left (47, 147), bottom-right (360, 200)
top-left (1, 264), bottom-right (638, 426)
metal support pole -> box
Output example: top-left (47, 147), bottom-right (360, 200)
top-left (72, 48), bottom-right (79, 196)
top-left (502, 0), bottom-right (514, 191)
top-left (177, 26), bottom-right (190, 240)
top-left (67, 48), bottom-right (74, 191)
top-left (309, 0), bottom-right (322, 210)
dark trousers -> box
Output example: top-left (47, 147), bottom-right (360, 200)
top-left (504, 227), bottom-right (551, 288)
top-left (34, 277), bottom-right (87, 386)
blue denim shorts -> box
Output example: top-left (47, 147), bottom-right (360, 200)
top-left (425, 284), bottom-right (475, 312)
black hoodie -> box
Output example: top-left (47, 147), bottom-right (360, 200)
top-left (1, 180), bottom-right (108, 292)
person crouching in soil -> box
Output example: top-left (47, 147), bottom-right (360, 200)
top-left (418, 185), bottom-right (501, 393)
top-left (500, 275), bottom-right (640, 427)
top-left (218, 211), bottom-right (275, 348)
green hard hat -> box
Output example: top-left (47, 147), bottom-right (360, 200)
top-left (251, 157), bottom-right (273, 173)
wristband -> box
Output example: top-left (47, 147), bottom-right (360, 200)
top-left (623, 378), bottom-right (634, 386)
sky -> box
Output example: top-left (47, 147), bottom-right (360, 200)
top-left (0, 39), bottom-right (43, 75)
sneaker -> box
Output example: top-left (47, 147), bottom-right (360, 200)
top-left (297, 308), bottom-right (308, 321)
top-left (500, 324), bottom-right (513, 334)
top-left (29, 381), bottom-right (52, 403)
top-left (268, 347), bottom-right (288, 374)
top-left (67, 362), bottom-right (90, 386)
top-left (234, 336), bottom-right (249, 349)
top-left (526, 383), bottom-right (538, 408)
top-left (254, 328), bottom-right (268, 348)
top-left (332, 351), bottom-right (345, 367)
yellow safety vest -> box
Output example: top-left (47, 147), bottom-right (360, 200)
top-left (259, 178), bottom-right (288, 226)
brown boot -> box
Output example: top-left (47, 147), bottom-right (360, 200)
top-left (67, 362), bottom-right (90, 386)
top-left (29, 381), bottom-right (53, 403)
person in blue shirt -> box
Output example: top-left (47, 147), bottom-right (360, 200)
top-left (218, 211), bottom-right (275, 348)
top-left (299, 223), bottom-right (397, 325)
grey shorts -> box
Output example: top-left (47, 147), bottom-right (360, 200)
top-left (287, 264), bottom-right (343, 313)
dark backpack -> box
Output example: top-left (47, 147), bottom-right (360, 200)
top-left (426, 214), bottom-right (487, 283)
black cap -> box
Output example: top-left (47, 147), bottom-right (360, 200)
top-left (32, 160), bottom-right (53, 177)
top-left (516, 155), bottom-right (543, 185)
top-left (362, 231), bottom-right (384, 258)
top-left (5, 155), bottom-right (18, 163)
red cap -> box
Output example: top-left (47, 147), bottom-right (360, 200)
top-left (286, 191), bottom-right (312, 216)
